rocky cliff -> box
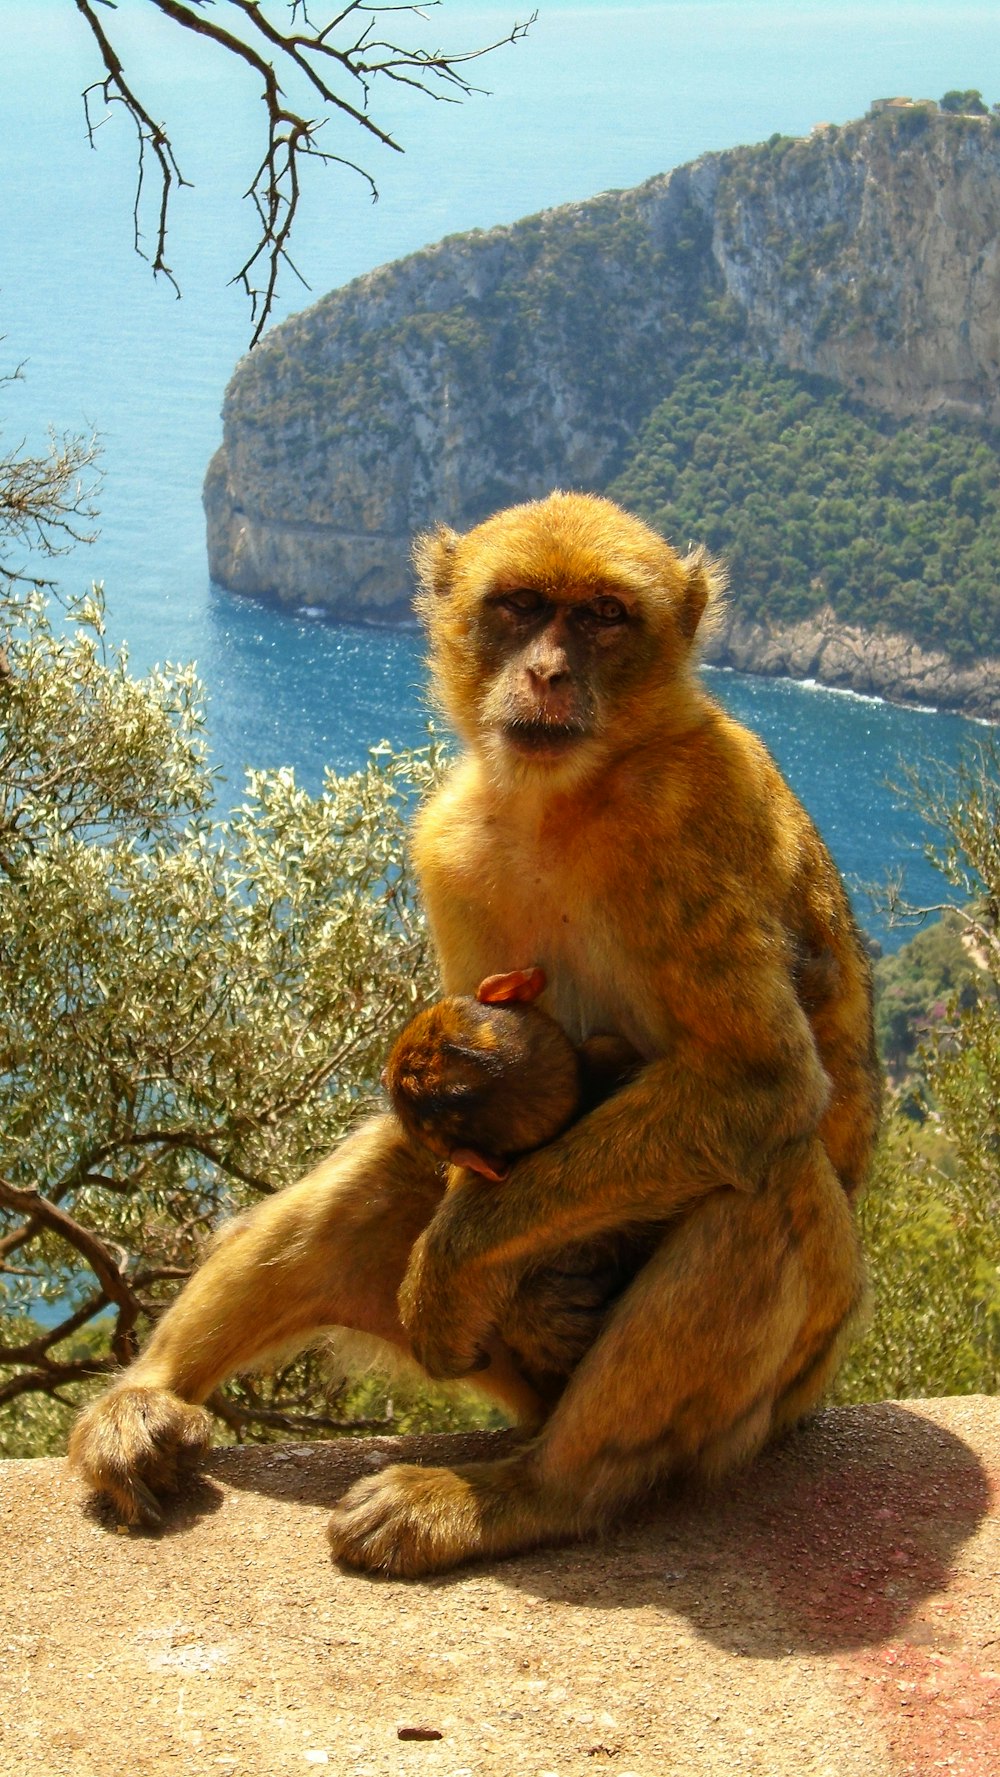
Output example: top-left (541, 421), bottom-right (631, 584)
top-left (704, 603), bottom-right (1000, 721)
top-left (710, 110), bottom-right (1000, 426)
top-left (205, 106), bottom-right (1000, 715)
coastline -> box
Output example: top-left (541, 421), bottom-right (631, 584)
top-left (702, 602), bottom-right (999, 724)
top-left (220, 576), bottom-right (998, 725)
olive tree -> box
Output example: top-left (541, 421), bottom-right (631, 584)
top-left (0, 423), bottom-right (448, 1452)
top-left (835, 748), bottom-right (1000, 1402)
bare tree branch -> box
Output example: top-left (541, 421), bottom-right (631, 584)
top-left (0, 1357), bottom-right (118, 1408)
top-left (76, 0), bottom-right (188, 297)
top-left (0, 1291), bottom-right (112, 1366)
top-left (207, 1387), bottom-right (394, 1437)
top-left (70, 1), bottom-right (536, 345)
top-left (0, 369), bottom-right (101, 596)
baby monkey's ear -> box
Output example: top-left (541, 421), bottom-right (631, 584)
top-left (476, 966), bottom-right (547, 1006)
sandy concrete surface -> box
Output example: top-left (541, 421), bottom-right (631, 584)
top-left (2, 1398), bottom-right (998, 1777)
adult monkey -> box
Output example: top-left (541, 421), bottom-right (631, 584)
top-left (71, 492), bottom-right (880, 1576)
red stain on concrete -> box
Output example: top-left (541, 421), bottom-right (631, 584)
top-left (730, 1410), bottom-right (999, 1774)
top-left (817, 1462), bottom-right (1000, 1776)
top-left (842, 1641), bottom-right (1000, 1777)
top-left (728, 1415), bottom-right (993, 1653)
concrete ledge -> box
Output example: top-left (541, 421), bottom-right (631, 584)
top-left (2, 1398), bottom-right (998, 1776)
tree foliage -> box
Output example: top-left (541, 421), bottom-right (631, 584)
top-left (0, 421), bottom-right (448, 1444)
top-left (837, 747), bottom-right (1000, 1402)
top-left (873, 913), bottom-right (979, 1081)
top-left (610, 358), bottom-right (1000, 659)
top-left (939, 89), bottom-right (988, 116)
top-left (835, 1108), bottom-right (1000, 1401)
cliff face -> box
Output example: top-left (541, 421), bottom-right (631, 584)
top-left (709, 112), bottom-right (1000, 425)
top-left (205, 172), bottom-right (723, 616)
top-left (205, 108), bottom-right (1000, 711)
top-left (704, 604), bottom-right (1000, 722)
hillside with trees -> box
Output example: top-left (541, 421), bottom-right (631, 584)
top-left (610, 357), bottom-right (1000, 661)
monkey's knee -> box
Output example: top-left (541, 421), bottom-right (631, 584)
top-left (521, 1188), bottom-right (855, 1509)
top-left (69, 1384), bottom-right (212, 1527)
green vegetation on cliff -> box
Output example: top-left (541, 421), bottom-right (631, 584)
top-left (611, 359), bottom-right (1000, 659)
top-left (873, 912), bottom-right (980, 1078)
top-left (222, 188), bottom-right (733, 533)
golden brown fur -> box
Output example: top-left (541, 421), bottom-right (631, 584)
top-left (69, 491), bottom-right (880, 1575)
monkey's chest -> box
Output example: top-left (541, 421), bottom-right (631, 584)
top-left (469, 841), bottom-right (641, 1050)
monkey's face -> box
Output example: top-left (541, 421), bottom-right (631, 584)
top-left (413, 492), bottom-right (722, 784)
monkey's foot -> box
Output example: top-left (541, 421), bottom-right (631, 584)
top-left (69, 1384), bottom-right (212, 1527)
top-left (327, 1457), bottom-right (554, 1579)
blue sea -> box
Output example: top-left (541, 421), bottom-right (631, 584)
top-left (4, 1), bottom-right (1000, 946)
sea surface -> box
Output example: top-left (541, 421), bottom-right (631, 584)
top-left (4, 2), bottom-right (1000, 946)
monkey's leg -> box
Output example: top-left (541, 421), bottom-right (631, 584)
top-left (69, 1116), bottom-right (541, 1524)
top-left (327, 1142), bottom-right (866, 1577)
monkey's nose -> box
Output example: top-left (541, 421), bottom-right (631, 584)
top-left (527, 661), bottom-right (571, 691)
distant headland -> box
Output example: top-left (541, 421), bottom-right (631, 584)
top-left (205, 98), bottom-right (1000, 720)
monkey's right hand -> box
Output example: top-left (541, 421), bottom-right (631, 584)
top-left (68, 1384), bottom-right (211, 1527)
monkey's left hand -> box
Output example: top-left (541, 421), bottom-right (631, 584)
top-left (398, 1207), bottom-right (506, 1380)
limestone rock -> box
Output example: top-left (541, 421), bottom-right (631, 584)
top-left (205, 108), bottom-right (1000, 714)
top-left (705, 605), bottom-right (1000, 721)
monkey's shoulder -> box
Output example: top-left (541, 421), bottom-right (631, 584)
top-left (684, 712), bottom-right (842, 877)
top-left (410, 761), bottom-right (490, 880)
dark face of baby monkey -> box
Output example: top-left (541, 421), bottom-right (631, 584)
top-left (382, 969), bottom-right (582, 1181)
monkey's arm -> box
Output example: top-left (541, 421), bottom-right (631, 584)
top-left (399, 961), bottom-right (832, 1377)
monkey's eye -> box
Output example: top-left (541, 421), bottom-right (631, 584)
top-left (585, 596), bottom-right (628, 626)
top-left (496, 588), bottom-right (544, 619)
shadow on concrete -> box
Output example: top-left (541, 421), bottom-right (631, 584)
top-left (501, 1402), bottom-right (994, 1658)
top-left (82, 1471), bottom-right (228, 1538)
top-left (187, 1402), bottom-right (990, 1657)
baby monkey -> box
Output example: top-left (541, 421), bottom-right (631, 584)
top-left (383, 967), bottom-right (639, 1181)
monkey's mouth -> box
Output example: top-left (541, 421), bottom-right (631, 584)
top-left (502, 720), bottom-right (588, 757)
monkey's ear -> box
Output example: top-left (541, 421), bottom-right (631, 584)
top-left (677, 547), bottom-right (727, 642)
top-left (412, 525), bottom-right (460, 599)
top-left (450, 1146), bottom-right (511, 1181)
top-left (477, 966), bottom-right (547, 1006)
